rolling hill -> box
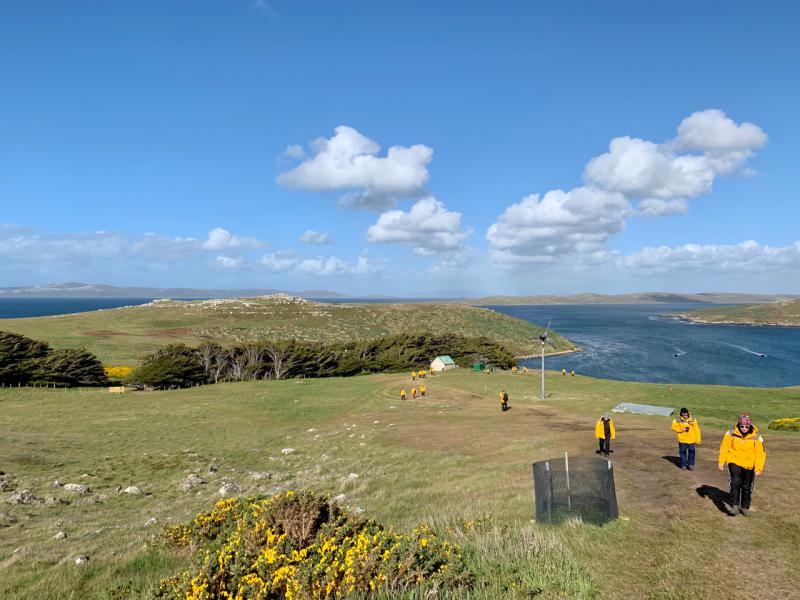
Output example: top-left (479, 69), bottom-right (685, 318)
top-left (675, 299), bottom-right (800, 327)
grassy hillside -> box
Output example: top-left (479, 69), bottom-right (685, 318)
top-left (0, 296), bottom-right (574, 364)
top-left (676, 299), bottom-right (800, 326)
top-left (470, 292), bottom-right (800, 305)
top-left (1, 371), bottom-right (798, 598)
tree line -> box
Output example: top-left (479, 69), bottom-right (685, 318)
top-left (130, 333), bottom-right (515, 390)
top-left (0, 331), bottom-right (107, 387)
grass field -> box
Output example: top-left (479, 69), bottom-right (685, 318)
top-left (1, 370), bottom-right (799, 599)
top-left (0, 297), bottom-right (573, 365)
top-left (677, 299), bottom-right (800, 327)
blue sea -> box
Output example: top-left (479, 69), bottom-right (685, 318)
top-left (496, 304), bottom-right (800, 388)
top-left (1, 299), bottom-right (798, 388)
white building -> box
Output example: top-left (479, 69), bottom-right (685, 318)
top-left (430, 355), bottom-right (456, 372)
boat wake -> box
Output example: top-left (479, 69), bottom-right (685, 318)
top-left (724, 342), bottom-right (767, 358)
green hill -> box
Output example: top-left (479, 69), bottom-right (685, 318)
top-left (676, 299), bottom-right (800, 326)
top-left (0, 295), bottom-right (575, 364)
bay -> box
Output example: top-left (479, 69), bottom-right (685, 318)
top-left (495, 304), bottom-right (800, 388)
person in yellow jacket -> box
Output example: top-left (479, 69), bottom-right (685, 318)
top-left (419, 369), bottom-right (426, 379)
top-left (411, 370), bottom-right (417, 381)
top-left (671, 407), bottom-right (701, 470)
top-left (718, 413), bottom-right (766, 516)
top-left (419, 384), bottom-right (427, 397)
top-left (595, 413), bottom-right (615, 457)
top-left (400, 388), bottom-right (406, 401)
top-left (499, 390), bottom-right (509, 411)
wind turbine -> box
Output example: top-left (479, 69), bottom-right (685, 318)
top-left (538, 321), bottom-right (551, 401)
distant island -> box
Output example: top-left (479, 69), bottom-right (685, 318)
top-left (468, 292), bottom-right (800, 305)
top-left (674, 299), bottom-right (800, 327)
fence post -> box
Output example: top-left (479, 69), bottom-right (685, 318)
top-left (564, 451), bottom-right (571, 510)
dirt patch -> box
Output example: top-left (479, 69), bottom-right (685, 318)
top-left (84, 330), bottom-right (129, 337)
top-left (147, 328), bottom-right (193, 337)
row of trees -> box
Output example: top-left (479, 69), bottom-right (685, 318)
top-left (0, 332), bottom-right (108, 387)
top-left (131, 333), bottom-right (515, 389)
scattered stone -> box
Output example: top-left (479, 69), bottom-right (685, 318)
top-left (332, 494), bottom-right (347, 503)
top-left (373, 420), bottom-right (380, 424)
top-left (0, 480), bottom-right (12, 492)
top-left (218, 483), bottom-right (240, 496)
top-left (44, 496), bottom-right (70, 506)
top-left (7, 490), bottom-right (42, 505)
top-left (345, 473), bottom-right (359, 482)
top-left (114, 486), bottom-right (122, 493)
top-left (180, 474), bottom-right (205, 491)
top-left (73, 555), bottom-right (89, 565)
top-left (281, 448), bottom-right (295, 455)
top-left (208, 462), bottom-right (218, 473)
top-left (53, 531), bottom-right (67, 540)
top-left (144, 517), bottom-right (158, 526)
top-left (79, 473), bottom-right (93, 479)
top-left (0, 511), bottom-right (18, 526)
top-left (307, 428), bottom-right (318, 433)
top-left (81, 495), bottom-right (107, 505)
top-left (354, 507), bottom-right (365, 515)
top-left (320, 454), bottom-right (330, 461)
top-left (64, 483), bottom-right (89, 494)
top-left (359, 442), bottom-right (367, 447)
top-left (122, 486), bottom-right (142, 495)
top-left (51, 480), bottom-right (63, 488)
top-left (248, 471), bottom-right (271, 481)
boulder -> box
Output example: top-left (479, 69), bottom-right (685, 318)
top-left (64, 484), bottom-right (89, 494)
top-left (281, 448), bottom-right (295, 455)
top-left (180, 474), bottom-right (204, 491)
top-left (7, 490), bottom-right (42, 505)
top-left (44, 496), bottom-right (70, 506)
top-left (53, 531), bottom-right (67, 540)
top-left (122, 486), bottom-right (142, 495)
top-left (144, 517), bottom-right (158, 526)
top-left (218, 483), bottom-right (240, 496)
top-left (73, 555), bottom-right (89, 565)
top-left (248, 471), bottom-right (271, 481)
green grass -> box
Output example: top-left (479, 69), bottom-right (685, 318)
top-left (1, 371), bottom-right (798, 598)
top-left (676, 299), bottom-right (800, 326)
top-left (0, 297), bottom-right (574, 365)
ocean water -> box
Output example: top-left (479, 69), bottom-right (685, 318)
top-left (495, 304), bottom-right (800, 388)
top-left (0, 298), bottom-right (155, 318)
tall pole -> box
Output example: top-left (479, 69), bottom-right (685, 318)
top-left (540, 337), bottom-right (545, 401)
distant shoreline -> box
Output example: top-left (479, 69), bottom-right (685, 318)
top-left (515, 347), bottom-right (582, 360)
top-left (670, 314), bottom-right (800, 328)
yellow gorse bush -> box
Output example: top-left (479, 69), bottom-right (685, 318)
top-left (159, 490), bottom-right (471, 599)
top-left (103, 365), bottom-right (133, 379)
top-left (768, 417), bottom-right (800, 431)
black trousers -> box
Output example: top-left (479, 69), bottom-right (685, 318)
top-left (729, 463), bottom-right (755, 508)
top-left (598, 438), bottom-right (610, 454)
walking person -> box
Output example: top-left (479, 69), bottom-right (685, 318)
top-left (595, 413), bottom-right (615, 457)
top-left (718, 413), bottom-right (766, 516)
top-left (671, 408), bottom-right (701, 470)
top-left (400, 388), bottom-right (406, 401)
top-left (499, 389), bottom-right (509, 411)
top-left (419, 384), bottom-right (426, 397)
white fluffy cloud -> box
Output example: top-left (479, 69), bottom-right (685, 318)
top-left (276, 125), bottom-right (433, 210)
top-left (299, 230), bottom-right (333, 245)
top-left (488, 109), bottom-right (767, 264)
top-left (261, 251), bottom-right (386, 276)
top-left (486, 187), bottom-right (630, 264)
top-left (366, 197), bottom-right (471, 256)
top-left (585, 109), bottom-right (767, 216)
top-left (202, 227), bottom-right (265, 251)
top-left (620, 240), bottom-right (800, 273)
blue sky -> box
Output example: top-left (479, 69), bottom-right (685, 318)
top-left (1, 1), bottom-right (798, 295)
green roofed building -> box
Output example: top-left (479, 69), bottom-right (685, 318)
top-left (431, 355), bottom-right (456, 373)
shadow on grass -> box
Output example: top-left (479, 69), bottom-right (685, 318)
top-left (697, 484), bottom-right (734, 516)
top-left (661, 455), bottom-right (683, 469)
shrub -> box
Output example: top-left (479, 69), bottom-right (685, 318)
top-left (130, 344), bottom-right (207, 390)
top-left (768, 418), bottom-right (800, 431)
top-left (159, 491), bottom-right (471, 599)
top-left (30, 348), bottom-right (108, 386)
top-left (104, 365), bottom-right (134, 380)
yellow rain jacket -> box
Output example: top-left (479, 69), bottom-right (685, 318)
top-left (718, 426), bottom-right (766, 472)
top-left (595, 419), bottom-right (616, 440)
top-left (671, 416), bottom-right (701, 444)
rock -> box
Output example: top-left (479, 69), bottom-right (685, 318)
top-left (354, 507), bottom-right (365, 515)
top-left (307, 428), bottom-right (318, 433)
top-left (7, 490), bottom-right (42, 505)
top-left (144, 517), bottom-right (158, 526)
top-left (53, 531), bottom-right (67, 540)
top-left (218, 483), bottom-right (240, 496)
top-left (281, 448), bottom-right (295, 455)
top-left (180, 474), bottom-right (204, 491)
top-left (73, 555), bottom-right (89, 565)
top-left (320, 454), bottom-right (330, 461)
top-left (332, 493), bottom-right (347, 503)
top-left (0, 480), bottom-right (12, 492)
top-left (51, 480), bottom-right (63, 488)
top-left (81, 495), bottom-right (107, 505)
top-left (345, 473), bottom-right (359, 482)
top-left (208, 461), bottom-right (218, 473)
top-left (248, 471), bottom-right (271, 481)
top-left (0, 511), bottom-right (18, 526)
top-left (114, 486), bottom-right (122, 493)
top-left (122, 486), bottom-right (142, 495)
top-left (64, 483), bottom-right (89, 494)
top-left (44, 496), bottom-right (70, 506)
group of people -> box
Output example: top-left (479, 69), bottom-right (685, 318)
top-left (400, 384), bottom-right (427, 400)
top-left (595, 409), bottom-right (767, 515)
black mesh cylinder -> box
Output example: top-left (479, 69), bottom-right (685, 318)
top-left (532, 455), bottom-right (619, 524)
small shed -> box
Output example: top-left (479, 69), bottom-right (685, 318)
top-left (431, 355), bottom-right (456, 373)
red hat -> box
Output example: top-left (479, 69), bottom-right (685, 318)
top-left (737, 413), bottom-right (752, 427)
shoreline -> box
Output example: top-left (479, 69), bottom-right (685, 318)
top-left (514, 347), bottom-right (582, 360)
top-left (669, 314), bottom-right (800, 328)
